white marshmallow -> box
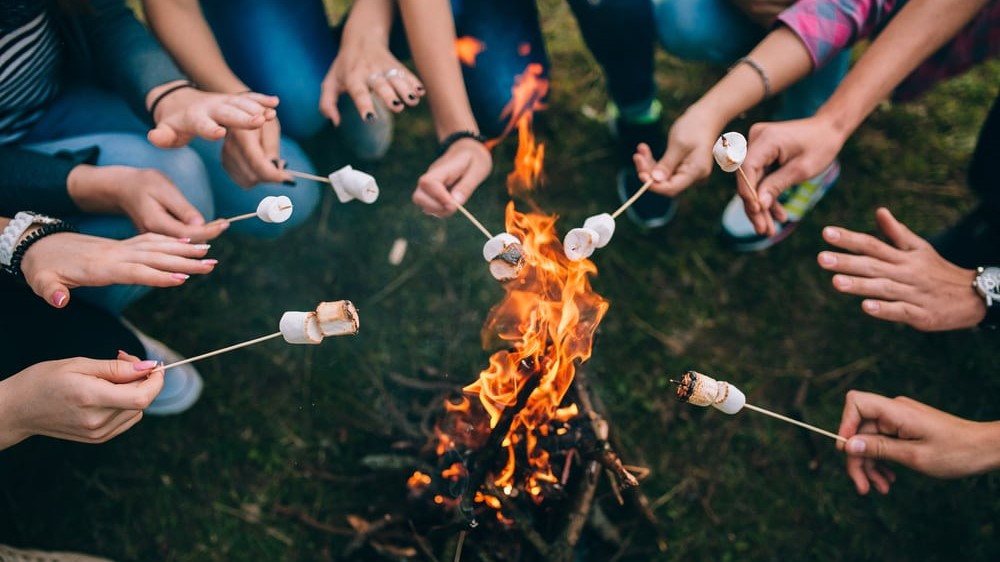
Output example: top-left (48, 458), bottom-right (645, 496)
top-left (279, 311), bottom-right (324, 345)
top-left (328, 165), bottom-right (379, 204)
top-left (675, 370), bottom-right (746, 415)
top-left (482, 232), bottom-right (521, 262)
top-left (712, 132), bottom-right (747, 173)
top-left (582, 213), bottom-right (616, 248)
top-left (712, 382), bottom-right (746, 415)
top-left (563, 227), bottom-right (598, 261)
top-left (315, 300), bottom-right (360, 337)
top-left (256, 195), bottom-right (294, 223)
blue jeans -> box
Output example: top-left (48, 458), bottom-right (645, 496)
top-left (653, 0), bottom-right (851, 121)
top-left (200, 0), bottom-right (550, 139)
top-left (18, 86), bottom-right (319, 313)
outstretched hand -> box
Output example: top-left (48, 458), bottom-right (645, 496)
top-left (817, 207), bottom-right (984, 331)
top-left (837, 390), bottom-right (999, 495)
top-left (632, 107), bottom-right (719, 197)
top-left (147, 84), bottom-right (279, 148)
top-left (0, 352), bottom-right (163, 450)
top-left (412, 138), bottom-right (492, 217)
top-left (19, 231), bottom-right (217, 308)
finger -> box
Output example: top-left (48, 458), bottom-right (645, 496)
top-left (862, 457), bottom-right (892, 494)
top-left (38, 276), bottom-right (72, 309)
top-left (117, 349), bottom-right (141, 362)
top-left (238, 134), bottom-right (286, 185)
top-left (94, 410), bottom-right (146, 443)
top-left (130, 238), bottom-right (212, 258)
top-left (346, 81), bottom-right (378, 123)
top-left (319, 73), bottom-right (343, 126)
top-left (236, 92), bottom-right (280, 109)
top-left (95, 368), bottom-right (166, 411)
top-left (858, 299), bottom-right (933, 330)
top-left (659, 167), bottom-right (703, 197)
top-left (226, 95), bottom-right (274, 118)
top-left (874, 207), bottom-right (929, 252)
top-left (83, 358), bottom-right (159, 385)
top-left (261, 123), bottom-right (282, 167)
top-left (846, 453), bottom-right (871, 495)
top-left (830, 274), bottom-right (910, 302)
top-left (146, 125), bottom-right (181, 149)
top-left (821, 226), bottom-right (901, 263)
top-left (633, 144), bottom-right (668, 190)
top-left (817, 251), bottom-right (895, 280)
top-left (415, 173), bottom-right (457, 216)
top-left (132, 253), bottom-right (218, 276)
top-left (412, 187), bottom-right (448, 217)
top-left (205, 106), bottom-right (263, 133)
top-left (384, 69), bottom-right (417, 107)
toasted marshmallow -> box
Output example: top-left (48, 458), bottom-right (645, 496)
top-left (582, 213), bottom-right (616, 248)
top-left (329, 165), bottom-right (379, 204)
top-left (712, 132), bottom-right (747, 173)
top-left (675, 370), bottom-right (746, 415)
top-left (315, 300), bottom-right (360, 337)
top-left (256, 195), bottom-right (294, 223)
top-left (563, 227), bottom-right (598, 261)
top-left (482, 233), bottom-right (521, 262)
top-left (280, 311), bottom-right (324, 345)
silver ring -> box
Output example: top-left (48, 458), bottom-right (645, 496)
top-left (383, 68), bottom-right (403, 79)
top-left (367, 72), bottom-right (387, 87)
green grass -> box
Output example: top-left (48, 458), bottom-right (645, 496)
top-left (3, 2), bottom-right (999, 560)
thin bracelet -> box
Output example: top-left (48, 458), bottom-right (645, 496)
top-left (730, 57), bottom-right (771, 100)
top-left (436, 130), bottom-right (488, 158)
top-left (148, 80), bottom-right (197, 121)
top-left (3, 221), bottom-right (78, 277)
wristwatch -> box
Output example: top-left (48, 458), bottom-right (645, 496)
top-left (973, 266), bottom-right (1000, 329)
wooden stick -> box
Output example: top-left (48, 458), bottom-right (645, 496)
top-left (285, 169), bottom-right (330, 184)
top-left (158, 332), bottom-right (283, 371)
top-left (454, 202), bottom-right (493, 239)
top-left (611, 178), bottom-right (654, 219)
top-left (736, 166), bottom-right (761, 210)
top-left (224, 205), bottom-right (292, 223)
top-left (743, 403), bottom-right (846, 443)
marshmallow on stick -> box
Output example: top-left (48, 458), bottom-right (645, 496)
top-left (712, 132), bottom-right (760, 208)
top-left (159, 301), bottom-right (359, 370)
top-left (672, 370), bottom-right (846, 442)
top-left (224, 195), bottom-right (294, 224)
top-left (563, 213), bottom-right (616, 261)
top-left (482, 232), bottom-right (525, 281)
top-left (283, 167), bottom-right (379, 204)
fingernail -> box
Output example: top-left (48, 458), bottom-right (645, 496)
top-left (283, 180), bottom-right (296, 186)
top-left (193, 243), bottom-right (211, 250)
top-left (177, 237), bottom-right (191, 243)
top-left (271, 159), bottom-right (280, 167)
top-left (823, 227), bottom-right (840, 241)
top-left (365, 112), bottom-right (376, 122)
top-left (847, 438), bottom-right (866, 454)
top-left (201, 259), bottom-right (218, 265)
top-left (52, 291), bottom-right (68, 307)
top-left (407, 93), bottom-right (417, 101)
top-left (392, 99), bottom-right (403, 107)
top-left (134, 360), bottom-right (159, 371)
top-left (760, 193), bottom-right (772, 207)
top-left (171, 273), bottom-right (190, 280)
top-left (219, 222), bottom-right (230, 230)
top-left (651, 169), bottom-right (666, 181)
top-left (818, 252), bottom-right (836, 266)
top-left (863, 300), bottom-right (880, 312)
top-left (453, 192), bottom-right (467, 205)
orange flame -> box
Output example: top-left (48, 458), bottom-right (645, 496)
top-left (488, 63), bottom-right (549, 150)
top-left (463, 202), bottom-right (609, 496)
top-left (455, 36), bottom-right (486, 67)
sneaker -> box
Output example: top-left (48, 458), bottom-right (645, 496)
top-left (721, 159), bottom-right (841, 251)
top-left (123, 321), bottom-right (203, 416)
top-left (929, 205), bottom-right (1000, 268)
top-left (338, 96), bottom-right (393, 162)
top-left (609, 102), bottom-right (675, 229)
top-left (616, 168), bottom-right (677, 229)
top-left (0, 544), bottom-right (113, 562)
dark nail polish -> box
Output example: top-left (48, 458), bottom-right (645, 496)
top-left (392, 99), bottom-right (403, 107)
top-left (365, 112), bottom-right (376, 122)
top-left (283, 180), bottom-right (296, 186)
top-left (416, 86), bottom-right (425, 92)
top-left (407, 93), bottom-right (417, 101)
top-left (271, 159), bottom-right (279, 167)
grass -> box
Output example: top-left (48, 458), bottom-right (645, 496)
top-left (3, 2), bottom-right (1000, 560)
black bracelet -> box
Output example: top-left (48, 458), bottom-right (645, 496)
top-left (148, 80), bottom-right (197, 121)
top-left (436, 130), bottom-right (489, 158)
top-left (3, 221), bottom-right (78, 278)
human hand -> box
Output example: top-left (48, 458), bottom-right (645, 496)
top-left (412, 139), bottom-right (492, 217)
top-left (817, 207), bottom-right (984, 331)
top-left (633, 107), bottom-right (718, 197)
top-left (729, 0), bottom-right (795, 27)
top-left (66, 164), bottom-right (229, 241)
top-left (147, 84), bottom-right (279, 148)
top-left (837, 390), bottom-right (1000, 495)
top-left (0, 352), bottom-right (163, 450)
top-left (221, 118), bottom-right (292, 188)
top-left (20, 231), bottom-right (217, 308)
top-left (742, 116), bottom-right (846, 236)
top-left (319, 37), bottom-right (424, 126)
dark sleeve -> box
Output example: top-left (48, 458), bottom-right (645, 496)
top-left (75, 0), bottom-right (187, 122)
top-left (0, 146), bottom-right (96, 217)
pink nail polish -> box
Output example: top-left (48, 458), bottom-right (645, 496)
top-left (193, 243), bottom-right (211, 250)
top-left (134, 360), bottom-right (159, 371)
top-left (171, 273), bottom-right (190, 280)
top-left (52, 291), bottom-right (68, 307)
top-left (201, 259), bottom-right (218, 265)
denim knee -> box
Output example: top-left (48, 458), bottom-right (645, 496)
top-left (148, 146), bottom-right (216, 222)
top-left (653, 0), bottom-right (760, 64)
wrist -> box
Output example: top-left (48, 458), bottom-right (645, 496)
top-left (66, 165), bottom-right (121, 213)
top-left (0, 377), bottom-right (30, 451)
top-left (437, 130), bottom-right (488, 158)
top-left (147, 80), bottom-right (198, 122)
top-left (971, 421), bottom-right (1000, 474)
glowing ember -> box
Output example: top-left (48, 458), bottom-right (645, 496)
top-left (455, 36), bottom-right (486, 67)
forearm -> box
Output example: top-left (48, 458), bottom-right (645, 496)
top-left (688, 26), bottom-right (813, 125)
top-left (0, 378), bottom-right (29, 451)
top-left (970, 420), bottom-right (1000, 475)
top-left (342, 0), bottom-right (394, 47)
top-left (397, 0), bottom-right (479, 139)
top-left (816, 0), bottom-right (991, 140)
top-left (142, 0), bottom-right (247, 93)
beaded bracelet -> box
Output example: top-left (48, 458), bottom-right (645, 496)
top-left (3, 221), bottom-right (79, 277)
top-left (730, 57), bottom-right (771, 100)
top-left (436, 130), bottom-right (489, 158)
top-left (148, 80), bottom-right (197, 121)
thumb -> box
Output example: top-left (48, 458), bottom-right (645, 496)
top-left (147, 124), bottom-right (180, 149)
top-left (45, 282), bottom-right (71, 309)
top-left (846, 434), bottom-right (913, 466)
top-left (756, 163), bottom-right (803, 210)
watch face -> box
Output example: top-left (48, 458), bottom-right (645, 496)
top-left (977, 267), bottom-right (1000, 299)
